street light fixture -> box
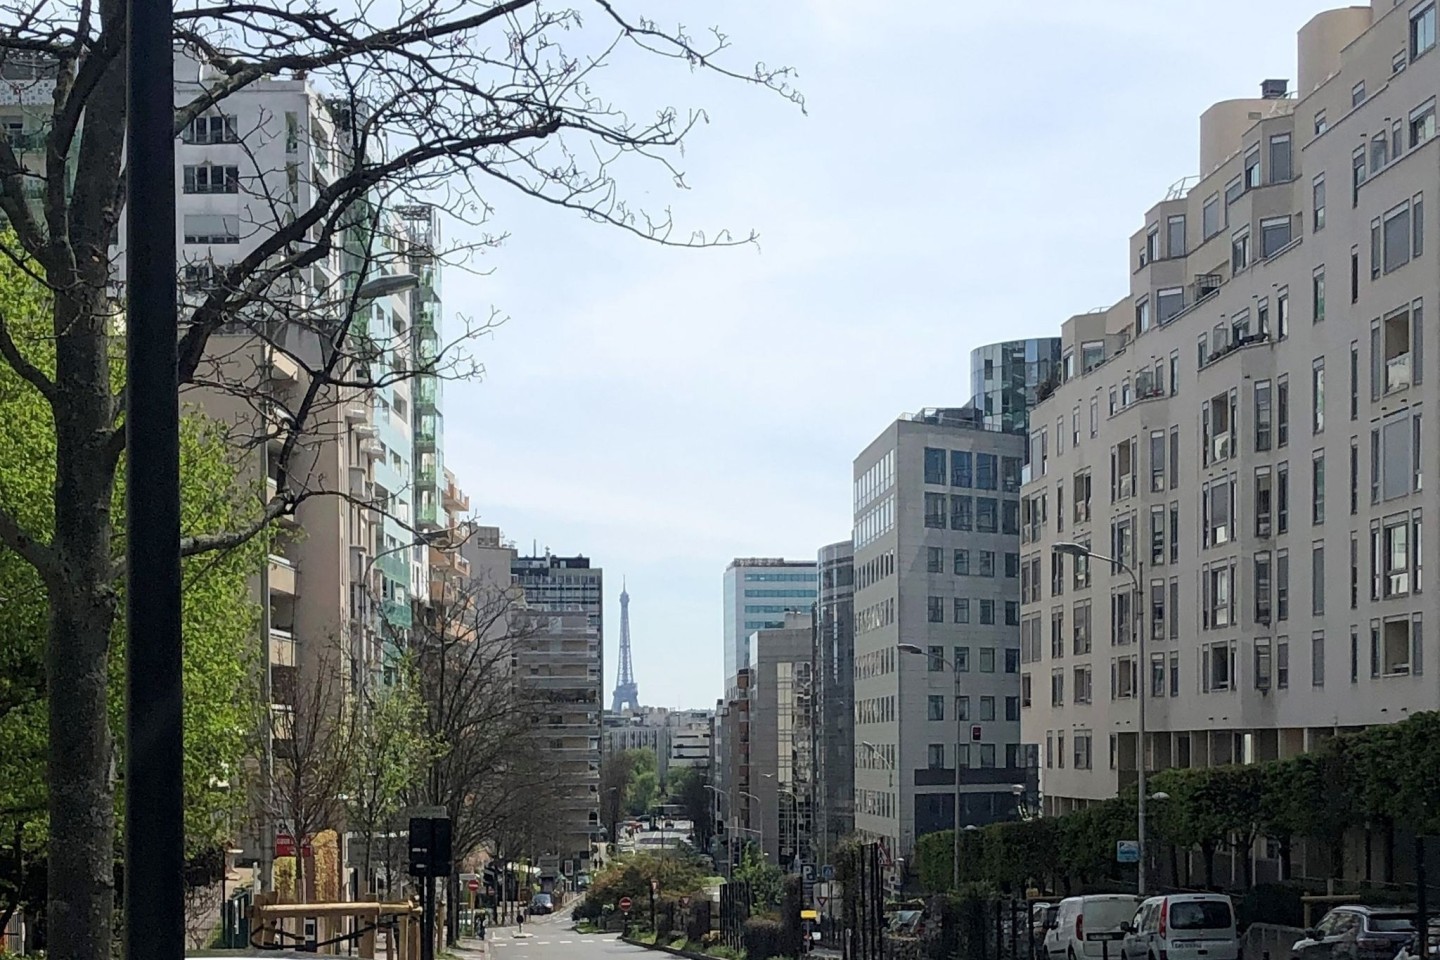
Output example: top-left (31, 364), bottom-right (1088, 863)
top-left (897, 642), bottom-right (964, 892)
top-left (1051, 539), bottom-right (1148, 896)
top-left (355, 273), bottom-right (420, 301)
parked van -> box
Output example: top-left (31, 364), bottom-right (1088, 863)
top-left (1043, 895), bottom-right (1145, 960)
top-left (1120, 894), bottom-right (1239, 960)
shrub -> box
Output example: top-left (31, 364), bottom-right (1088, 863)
top-left (741, 917), bottom-right (785, 960)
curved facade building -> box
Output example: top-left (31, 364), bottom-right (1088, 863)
top-left (969, 338), bottom-right (1063, 437)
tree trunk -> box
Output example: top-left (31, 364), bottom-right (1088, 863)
top-left (46, 521), bottom-right (118, 960)
top-left (1202, 842), bottom-right (1217, 889)
top-left (1280, 836), bottom-right (1293, 882)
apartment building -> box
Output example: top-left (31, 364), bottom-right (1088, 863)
top-left (512, 553), bottom-right (605, 877)
top-left (815, 539), bottom-right (856, 862)
top-left (745, 612), bottom-right (816, 869)
top-left (851, 408), bottom-right (1028, 872)
top-left (1020, 3), bottom-right (1440, 849)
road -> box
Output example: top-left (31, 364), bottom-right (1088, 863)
top-left (453, 910), bottom-right (641, 960)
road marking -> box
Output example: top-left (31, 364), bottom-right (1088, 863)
top-left (559, 940), bottom-right (573, 944)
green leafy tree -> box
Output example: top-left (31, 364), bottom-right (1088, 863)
top-left (347, 659), bottom-right (434, 895)
top-left (0, 247), bottom-right (265, 934)
top-left (668, 767), bottom-right (715, 852)
top-left (625, 749), bottom-right (663, 817)
top-left (983, 818), bottom-right (1059, 893)
top-left (733, 844), bottom-right (785, 909)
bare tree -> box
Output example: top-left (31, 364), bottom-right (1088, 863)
top-left (0, 0), bottom-right (798, 955)
top-left (266, 653), bottom-right (356, 904)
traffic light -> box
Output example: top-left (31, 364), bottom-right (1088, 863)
top-left (408, 816), bottom-right (454, 877)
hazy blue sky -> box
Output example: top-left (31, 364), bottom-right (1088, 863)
top-left (442, 0), bottom-right (1335, 710)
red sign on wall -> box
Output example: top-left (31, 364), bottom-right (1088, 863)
top-left (275, 833), bottom-right (313, 858)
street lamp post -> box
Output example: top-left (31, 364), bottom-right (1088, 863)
top-left (897, 643), bottom-right (962, 892)
top-left (1053, 540), bottom-right (1147, 895)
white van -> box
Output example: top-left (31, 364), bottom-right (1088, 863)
top-left (1044, 895), bottom-right (1145, 960)
top-left (1120, 893), bottom-right (1239, 960)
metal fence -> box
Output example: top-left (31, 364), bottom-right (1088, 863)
top-left (842, 843), bottom-right (885, 960)
top-left (719, 881), bottom-right (752, 951)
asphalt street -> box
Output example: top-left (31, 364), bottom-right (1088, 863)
top-left (454, 908), bottom-right (642, 960)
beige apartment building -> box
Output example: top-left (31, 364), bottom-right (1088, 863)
top-left (1021, 0), bottom-right (1439, 860)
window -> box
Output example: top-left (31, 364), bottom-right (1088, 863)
top-left (1005, 648), bottom-right (1020, 673)
top-left (1262, 216), bottom-right (1293, 258)
top-left (1278, 376), bottom-right (1290, 446)
top-left (1269, 133), bottom-right (1293, 183)
top-left (1373, 132), bottom-right (1389, 173)
top-left (1278, 638), bottom-right (1290, 688)
top-left (951, 495), bottom-right (973, 531)
top-left (1412, 99), bottom-right (1436, 148)
top-left (924, 493), bottom-right (947, 528)
top-left (1377, 616), bottom-right (1422, 676)
top-left (927, 645), bottom-right (945, 671)
top-left (976, 454), bottom-right (997, 489)
top-left (1203, 563), bottom-right (1234, 629)
top-left (1203, 641), bottom-right (1233, 692)
top-left (1005, 553), bottom-right (1019, 578)
top-left (1312, 358), bottom-right (1325, 434)
top-left (1005, 601), bottom-right (1020, 626)
top-left (183, 214), bottom-right (240, 244)
top-left (1255, 551), bottom-right (1273, 623)
top-left (1312, 632), bottom-right (1326, 687)
top-left (1135, 297), bottom-right (1151, 336)
top-left (924, 448), bottom-right (946, 485)
top-left (1379, 515), bottom-right (1421, 598)
top-left (183, 114), bottom-right (238, 144)
top-left (1277, 550), bottom-right (1290, 621)
top-left (1150, 505), bottom-right (1166, 565)
top-left (1352, 627), bottom-right (1360, 683)
top-left (979, 600), bottom-right (995, 625)
top-left (979, 696), bottom-right (996, 721)
top-left (1149, 430), bottom-right (1166, 493)
top-left (1413, 2), bottom-right (1436, 59)
top-left (182, 164), bottom-right (240, 194)
top-left (1256, 638), bottom-right (1273, 690)
top-left (1002, 500), bottom-right (1020, 536)
top-left (1384, 201), bottom-right (1416, 274)
top-left (1073, 733), bottom-right (1093, 771)
top-left (1202, 390), bottom-right (1235, 465)
top-left (1170, 504), bottom-right (1180, 564)
top-left (1203, 193), bottom-right (1221, 239)
top-left (979, 647), bottom-right (996, 672)
top-left (1169, 426), bottom-right (1180, 490)
top-left (1073, 601), bottom-right (1092, 655)
top-left (1073, 665), bottom-right (1092, 703)
top-left (1144, 225), bottom-right (1159, 266)
top-left (979, 744), bottom-right (997, 769)
top-left (1351, 440), bottom-right (1360, 515)
top-left (956, 647), bottom-right (970, 672)
top-left (954, 598), bottom-right (970, 623)
top-left (1167, 215), bottom-right (1186, 258)
top-left (951, 450), bottom-right (973, 487)
top-left (927, 547), bottom-right (944, 573)
top-left (1157, 287), bottom-right (1185, 325)
top-left (927, 596), bottom-right (944, 623)
top-left (1244, 145), bottom-right (1261, 189)
top-left (1278, 288), bottom-right (1290, 340)
top-left (1232, 228), bottom-right (1251, 272)
top-left (976, 498), bottom-right (998, 533)
top-left (1255, 380), bottom-right (1273, 451)
top-left (927, 696), bottom-right (945, 721)
top-left (1351, 342), bottom-right (1360, 418)
top-left (954, 549), bottom-right (970, 576)
top-left (1313, 267), bottom-right (1326, 323)
top-left (1312, 542), bottom-right (1326, 615)
top-left (1352, 248), bottom-right (1360, 303)
top-left (1315, 110), bottom-right (1328, 136)
top-left (1256, 467), bottom-right (1274, 538)
top-left (927, 744), bottom-right (945, 769)
top-left (1353, 81), bottom-right (1366, 108)
top-left (980, 550), bottom-right (996, 577)
top-left (1278, 463), bottom-right (1290, 534)
top-left (1313, 175), bottom-right (1326, 232)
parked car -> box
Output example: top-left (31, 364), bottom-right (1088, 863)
top-left (1290, 906), bottom-right (1424, 960)
top-left (1043, 895), bottom-right (1144, 960)
top-left (1120, 894), bottom-right (1238, 960)
top-left (528, 893), bottom-right (554, 916)
top-left (1031, 903), bottom-right (1058, 959)
top-left (1394, 922), bottom-right (1440, 960)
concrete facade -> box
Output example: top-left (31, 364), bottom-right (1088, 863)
top-left (851, 409), bottom-right (1029, 874)
top-left (1019, 1), bottom-right (1440, 864)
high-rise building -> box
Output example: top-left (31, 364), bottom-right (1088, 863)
top-left (1019, 3), bottom-right (1440, 880)
top-left (723, 558), bottom-right (818, 693)
top-left (746, 612), bottom-right (816, 869)
top-left (970, 339), bottom-right (1063, 438)
top-left (851, 408), bottom-right (1028, 874)
top-left (815, 540), bottom-right (856, 862)
top-left (512, 553), bottom-right (604, 876)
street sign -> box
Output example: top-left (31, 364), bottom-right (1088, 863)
top-left (820, 864), bottom-right (835, 882)
top-left (1115, 840), bottom-right (1140, 864)
top-left (274, 833), bottom-right (312, 858)
top-left (816, 896), bottom-right (829, 909)
top-left (800, 863), bottom-right (817, 883)
top-left (619, 896), bottom-right (633, 912)
top-left (680, 897), bottom-right (691, 909)
top-left (467, 879), bottom-right (480, 892)
top-left (650, 879), bottom-right (659, 894)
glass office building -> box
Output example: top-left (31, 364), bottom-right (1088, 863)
top-left (969, 338), bottom-right (1062, 437)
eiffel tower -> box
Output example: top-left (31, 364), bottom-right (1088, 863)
top-left (610, 579), bottom-right (641, 713)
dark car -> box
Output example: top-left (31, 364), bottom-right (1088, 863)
top-left (1291, 906), bottom-right (1431, 960)
top-left (528, 893), bottom-right (555, 916)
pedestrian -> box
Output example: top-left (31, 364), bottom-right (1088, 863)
top-left (477, 911), bottom-right (487, 940)
top-left (517, 909), bottom-right (525, 935)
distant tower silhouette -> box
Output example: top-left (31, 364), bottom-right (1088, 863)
top-left (611, 579), bottom-right (641, 713)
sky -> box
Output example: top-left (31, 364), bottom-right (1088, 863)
top-left (440, 0), bottom-right (1338, 710)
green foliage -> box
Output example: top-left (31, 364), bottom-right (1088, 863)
top-left (668, 767), bottom-right (714, 849)
top-left (740, 917), bottom-right (785, 960)
top-left (733, 844), bottom-right (785, 909)
top-left (0, 247), bottom-right (266, 921)
top-left (625, 749), bottom-right (663, 816)
top-left (583, 851), bottom-right (710, 923)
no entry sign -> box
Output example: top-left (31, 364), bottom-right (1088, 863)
top-left (619, 896), bottom-right (633, 912)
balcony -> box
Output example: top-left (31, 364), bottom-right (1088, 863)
top-left (267, 346), bottom-right (300, 383)
top-left (442, 477), bottom-right (469, 514)
top-left (382, 599), bottom-right (413, 630)
top-left (360, 437), bottom-right (384, 459)
top-left (415, 376), bottom-right (438, 412)
top-left (417, 498), bottom-right (441, 531)
top-left (268, 555), bottom-right (298, 596)
top-left (344, 403), bottom-right (368, 423)
top-left (352, 421), bottom-right (378, 439)
top-left (269, 627), bottom-right (296, 667)
top-left (348, 465), bottom-right (371, 500)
